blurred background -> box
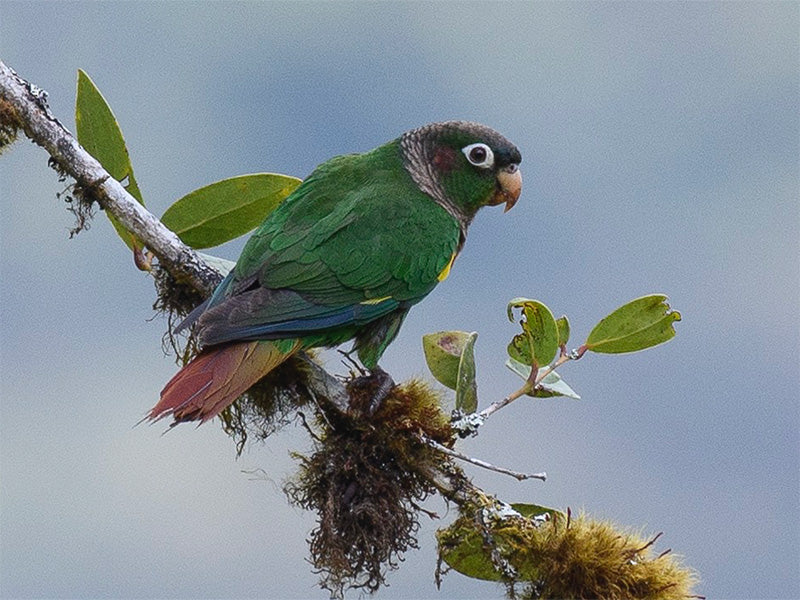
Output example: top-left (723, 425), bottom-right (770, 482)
top-left (1, 2), bottom-right (797, 598)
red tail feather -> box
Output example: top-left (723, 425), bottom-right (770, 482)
top-left (149, 341), bottom-right (297, 424)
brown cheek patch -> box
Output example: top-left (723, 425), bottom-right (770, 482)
top-left (432, 146), bottom-right (457, 173)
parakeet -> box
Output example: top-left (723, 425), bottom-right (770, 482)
top-left (149, 121), bottom-right (522, 424)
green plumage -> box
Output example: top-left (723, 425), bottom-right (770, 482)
top-left (151, 121), bottom-right (522, 424)
top-left (242, 142), bottom-right (459, 307)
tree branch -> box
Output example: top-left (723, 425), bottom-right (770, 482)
top-left (0, 61), bottom-right (222, 296)
top-left (421, 435), bottom-right (546, 482)
top-left (0, 60), bottom-right (494, 508)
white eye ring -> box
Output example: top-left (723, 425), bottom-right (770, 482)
top-left (462, 143), bottom-right (494, 169)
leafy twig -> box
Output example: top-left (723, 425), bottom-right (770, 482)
top-left (479, 347), bottom-right (585, 422)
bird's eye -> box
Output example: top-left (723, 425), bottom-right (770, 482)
top-left (462, 143), bottom-right (494, 169)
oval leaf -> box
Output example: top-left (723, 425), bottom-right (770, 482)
top-left (585, 294), bottom-right (681, 354)
top-left (455, 332), bottom-right (478, 414)
top-left (507, 298), bottom-right (559, 367)
top-left (75, 69), bottom-right (145, 251)
top-left (437, 520), bottom-right (503, 582)
top-left (423, 331), bottom-right (472, 390)
top-left (161, 173), bottom-right (301, 249)
top-left (76, 69), bottom-right (132, 181)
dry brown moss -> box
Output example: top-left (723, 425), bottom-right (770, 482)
top-left (151, 265), bottom-right (205, 363)
top-left (54, 179), bottom-right (99, 238)
top-left (284, 378), bottom-right (455, 596)
top-left (220, 355), bottom-right (317, 455)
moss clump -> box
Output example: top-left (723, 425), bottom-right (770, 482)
top-left (285, 378), bottom-right (454, 596)
top-left (151, 265), bottom-right (204, 367)
top-left (516, 516), bottom-right (698, 600)
top-left (0, 96), bottom-right (22, 152)
top-left (438, 506), bottom-right (699, 600)
top-left (370, 377), bottom-right (454, 446)
top-left (152, 265), bottom-right (205, 326)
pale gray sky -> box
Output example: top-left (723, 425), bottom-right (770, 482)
top-left (1, 2), bottom-right (798, 598)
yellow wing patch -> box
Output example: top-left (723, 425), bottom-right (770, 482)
top-left (437, 252), bottom-right (458, 282)
top-left (360, 295), bottom-right (393, 305)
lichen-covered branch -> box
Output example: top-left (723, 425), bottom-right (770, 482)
top-left (0, 61), bottom-right (221, 296)
top-left (422, 436), bottom-right (546, 482)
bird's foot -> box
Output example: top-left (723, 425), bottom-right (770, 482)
top-left (346, 366), bottom-right (395, 416)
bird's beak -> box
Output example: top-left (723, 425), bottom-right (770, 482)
top-left (490, 165), bottom-right (522, 212)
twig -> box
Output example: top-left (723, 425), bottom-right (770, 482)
top-left (629, 531), bottom-right (664, 557)
top-left (421, 435), bottom-right (546, 482)
top-left (535, 345), bottom-right (586, 386)
top-left (476, 385), bottom-right (530, 422)
top-left (478, 347), bottom-right (585, 422)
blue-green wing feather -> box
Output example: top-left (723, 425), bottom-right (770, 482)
top-left (194, 143), bottom-right (460, 348)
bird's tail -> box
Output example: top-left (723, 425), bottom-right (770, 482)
top-left (148, 340), bottom-right (300, 425)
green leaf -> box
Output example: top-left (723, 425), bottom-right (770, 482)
top-left (505, 358), bottom-right (581, 400)
top-left (438, 503), bottom-right (564, 582)
top-left (506, 298), bottom-right (559, 367)
top-left (75, 70), bottom-right (144, 251)
top-left (76, 70), bottom-right (131, 181)
top-left (506, 296), bottom-right (531, 321)
top-left (510, 503), bottom-right (565, 523)
top-left (438, 523), bottom-right (503, 582)
top-left (585, 294), bottom-right (681, 354)
top-left (556, 315), bottom-right (570, 348)
top-left (507, 332), bottom-right (533, 366)
top-left (422, 331), bottom-right (473, 391)
top-left (161, 173), bottom-right (301, 249)
top-left (455, 332), bottom-right (478, 414)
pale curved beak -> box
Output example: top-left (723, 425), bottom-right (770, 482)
top-left (492, 165), bottom-right (523, 212)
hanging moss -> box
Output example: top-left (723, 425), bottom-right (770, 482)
top-left (151, 265), bottom-right (204, 367)
top-left (53, 178), bottom-right (99, 238)
top-left (284, 378), bottom-right (455, 596)
top-left (220, 354), bottom-right (318, 455)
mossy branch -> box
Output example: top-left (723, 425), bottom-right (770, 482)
top-left (2, 61), bottom-right (699, 599)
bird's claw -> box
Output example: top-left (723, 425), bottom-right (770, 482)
top-left (346, 366), bottom-right (395, 416)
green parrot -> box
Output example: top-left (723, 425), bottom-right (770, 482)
top-left (149, 121), bottom-right (522, 424)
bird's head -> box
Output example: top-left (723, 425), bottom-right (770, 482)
top-left (399, 121), bottom-right (522, 226)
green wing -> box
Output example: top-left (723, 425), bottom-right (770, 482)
top-left (196, 143), bottom-right (461, 346)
